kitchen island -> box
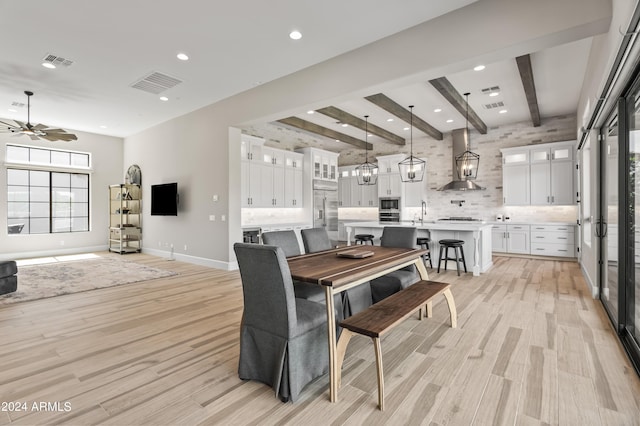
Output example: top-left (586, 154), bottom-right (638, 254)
top-left (345, 221), bottom-right (493, 276)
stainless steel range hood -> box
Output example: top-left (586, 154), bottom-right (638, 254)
top-left (438, 128), bottom-right (484, 191)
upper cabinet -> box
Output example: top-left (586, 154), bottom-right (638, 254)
top-left (297, 147), bottom-right (339, 182)
top-left (501, 141), bottom-right (576, 206)
top-left (241, 135), bottom-right (304, 208)
top-left (338, 166), bottom-right (378, 207)
top-left (376, 154), bottom-right (426, 207)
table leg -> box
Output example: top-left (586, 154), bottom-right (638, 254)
top-left (415, 257), bottom-right (429, 281)
top-left (325, 286), bottom-right (338, 402)
top-left (346, 227), bottom-right (352, 246)
top-left (472, 230), bottom-right (480, 276)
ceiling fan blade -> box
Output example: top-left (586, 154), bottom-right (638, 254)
top-left (28, 134), bottom-right (40, 141)
top-left (40, 134), bottom-right (60, 142)
top-left (44, 131), bottom-right (78, 142)
top-left (32, 123), bottom-right (48, 130)
top-left (13, 120), bottom-right (27, 129)
top-left (0, 120), bottom-right (21, 130)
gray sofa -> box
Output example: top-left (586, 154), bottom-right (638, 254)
top-left (0, 261), bottom-right (18, 295)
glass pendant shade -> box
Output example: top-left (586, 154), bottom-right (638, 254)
top-left (398, 105), bottom-right (425, 183)
top-left (357, 115), bottom-right (378, 185)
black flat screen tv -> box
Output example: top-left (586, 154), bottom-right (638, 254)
top-left (151, 183), bottom-right (178, 216)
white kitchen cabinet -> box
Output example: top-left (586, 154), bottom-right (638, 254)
top-left (492, 224), bottom-right (530, 254)
top-left (361, 182), bottom-right (378, 207)
top-left (502, 141), bottom-right (576, 207)
top-left (338, 166), bottom-right (378, 207)
top-left (530, 224), bottom-right (576, 257)
top-left (404, 174), bottom-right (426, 207)
top-left (492, 224), bottom-right (507, 252)
top-left (338, 174), bottom-right (351, 207)
top-left (242, 137), bottom-right (305, 208)
top-left (502, 165), bottom-right (530, 205)
top-left (506, 224), bottom-right (530, 254)
top-left (377, 173), bottom-right (402, 197)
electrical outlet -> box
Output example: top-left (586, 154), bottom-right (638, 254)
top-left (184, 244), bottom-right (187, 251)
top-left (221, 215), bottom-right (226, 222)
top-left (209, 215), bottom-right (215, 221)
top-left (213, 195), bottom-right (218, 202)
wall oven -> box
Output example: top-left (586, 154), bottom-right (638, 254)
top-left (379, 198), bottom-right (400, 222)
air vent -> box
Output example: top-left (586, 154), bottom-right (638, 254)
top-left (42, 53), bottom-right (74, 67)
top-left (481, 86), bottom-right (500, 94)
top-left (130, 71), bottom-right (182, 94)
top-left (11, 102), bottom-right (25, 108)
top-left (483, 101), bottom-right (505, 110)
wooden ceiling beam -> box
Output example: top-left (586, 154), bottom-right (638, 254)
top-left (364, 93), bottom-right (443, 140)
top-left (316, 106), bottom-right (405, 146)
top-left (276, 117), bottom-right (373, 150)
top-left (428, 77), bottom-right (488, 134)
top-left (516, 54), bottom-right (541, 127)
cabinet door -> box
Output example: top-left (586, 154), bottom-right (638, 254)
top-left (550, 161), bottom-right (575, 205)
top-left (507, 225), bottom-right (530, 254)
top-left (272, 166), bottom-right (285, 207)
top-left (284, 168), bottom-right (303, 207)
top-left (530, 163), bottom-right (551, 205)
top-left (256, 164), bottom-right (273, 207)
top-left (503, 165), bottom-right (530, 205)
top-left (389, 174), bottom-right (402, 197)
top-left (491, 226), bottom-right (507, 252)
top-left (313, 155), bottom-right (322, 179)
top-left (339, 177), bottom-right (351, 207)
top-left (350, 179), bottom-right (363, 206)
top-left (378, 175), bottom-right (390, 197)
top-left (362, 183), bottom-right (378, 207)
top-left (241, 161), bottom-right (251, 207)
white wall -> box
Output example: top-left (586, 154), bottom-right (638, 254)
top-left (0, 129), bottom-right (124, 261)
top-left (123, 0), bottom-right (611, 268)
top-left (577, 0), bottom-right (637, 296)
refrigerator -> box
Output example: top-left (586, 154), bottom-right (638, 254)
top-left (313, 180), bottom-right (338, 243)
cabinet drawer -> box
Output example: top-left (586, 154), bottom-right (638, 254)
top-left (530, 225), bottom-right (574, 233)
top-left (507, 224), bottom-right (529, 231)
top-left (530, 242), bottom-right (575, 257)
top-left (531, 231), bottom-right (574, 243)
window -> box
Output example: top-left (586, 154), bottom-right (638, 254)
top-left (6, 145), bottom-right (90, 235)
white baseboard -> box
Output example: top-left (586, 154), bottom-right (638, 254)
top-left (0, 245), bottom-right (108, 262)
top-left (580, 262), bottom-right (599, 298)
top-left (141, 248), bottom-right (237, 271)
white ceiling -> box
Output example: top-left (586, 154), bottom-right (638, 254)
top-left (0, 0), bottom-right (480, 138)
top-left (288, 37), bottom-right (594, 146)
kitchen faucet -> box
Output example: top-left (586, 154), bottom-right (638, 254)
top-left (420, 201), bottom-right (427, 224)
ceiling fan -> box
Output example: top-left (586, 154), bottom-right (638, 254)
top-left (0, 91), bottom-right (77, 142)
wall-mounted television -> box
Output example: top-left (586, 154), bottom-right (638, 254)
top-left (151, 183), bottom-right (178, 216)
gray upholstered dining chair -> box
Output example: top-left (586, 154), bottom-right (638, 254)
top-left (370, 226), bottom-right (420, 303)
top-left (234, 243), bottom-right (328, 402)
top-left (301, 227), bottom-right (373, 317)
top-left (262, 230), bottom-right (344, 320)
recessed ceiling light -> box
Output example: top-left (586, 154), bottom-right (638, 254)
top-left (100, 125), bottom-right (108, 129)
top-left (8, 108), bottom-right (17, 113)
top-left (474, 65), bottom-right (486, 71)
top-left (368, 134), bottom-right (373, 137)
top-left (42, 62), bottom-right (56, 69)
top-left (307, 110), bottom-right (314, 114)
top-left (176, 53), bottom-right (189, 61)
top-left (489, 91), bottom-right (500, 97)
top-left (341, 123), bottom-right (348, 127)
top-left (289, 30), bottom-right (302, 40)
top-left (434, 108), bottom-right (442, 113)
top-left (499, 109), bottom-right (508, 114)
top-left (403, 127), bottom-right (410, 131)
top-left (446, 119), bottom-right (454, 123)
top-left (159, 96), bottom-right (169, 101)
top-left (387, 118), bottom-right (394, 122)
top-left (335, 139), bottom-right (340, 142)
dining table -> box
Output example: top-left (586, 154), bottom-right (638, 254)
top-left (287, 245), bottom-right (430, 402)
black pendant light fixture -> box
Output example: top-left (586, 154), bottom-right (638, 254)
top-left (398, 105), bottom-right (425, 182)
top-left (455, 92), bottom-right (480, 180)
top-left (356, 115), bottom-right (378, 185)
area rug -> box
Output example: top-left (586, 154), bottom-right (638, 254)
top-left (0, 256), bottom-right (177, 305)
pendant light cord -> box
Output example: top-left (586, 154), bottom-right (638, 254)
top-left (409, 105), bottom-right (414, 164)
top-left (364, 115), bottom-right (369, 162)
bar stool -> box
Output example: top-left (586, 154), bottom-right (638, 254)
top-left (416, 237), bottom-right (432, 268)
top-left (355, 234), bottom-right (375, 245)
top-left (437, 239), bottom-right (467, 276)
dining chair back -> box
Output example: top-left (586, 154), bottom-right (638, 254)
top-left (300, 227), bottom-right (332, 253)
top-left (370, 226), bottom-right (420, 303)
top-left (234, 243), bottom-right (329, 402)
top-left (261, 230), bottom-right (301, 257)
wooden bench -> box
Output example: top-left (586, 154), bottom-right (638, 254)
top-left (336, 280), bottom-right (457, 410)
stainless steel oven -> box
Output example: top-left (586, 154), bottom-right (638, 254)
top-left (379, 198), bottom-right (401, 222)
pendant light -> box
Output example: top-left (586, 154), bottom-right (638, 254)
top-left (398, 105), bottom-right (425, 182)
top-left (455, 93), bottom-right (480, 180)
top-left (356, 115), bottom-right (378, 185)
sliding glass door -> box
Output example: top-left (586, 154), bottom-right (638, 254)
top-left (626, 86), bottom-right (640, 352)
top-left (600, 114), bottom-right (619, 327)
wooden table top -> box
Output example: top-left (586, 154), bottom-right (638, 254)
top-left (287, 245), bottom-right (427, 289)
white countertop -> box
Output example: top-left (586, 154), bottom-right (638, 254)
top-left (346, 221), bottom-right (493, 232)
top-left (486, 221), bottom-right (577, 226)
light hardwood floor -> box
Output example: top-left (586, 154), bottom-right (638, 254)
top-left (0, 253), bottom-right (639, 425)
